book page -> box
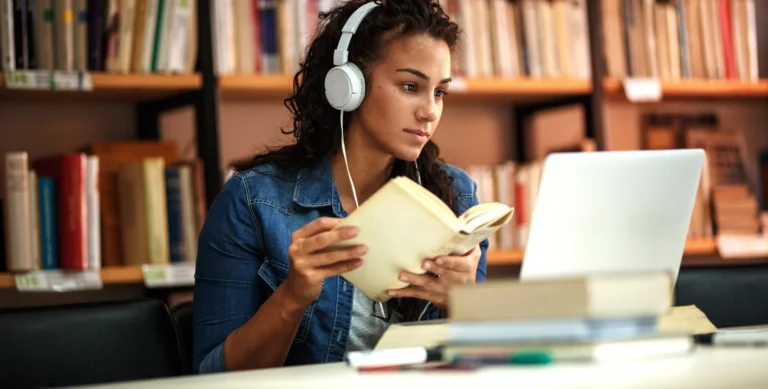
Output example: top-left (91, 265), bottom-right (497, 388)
top-left (374, 321), bottom-right (449, 350)
top-left (658, 305), bottom-right (718, 335)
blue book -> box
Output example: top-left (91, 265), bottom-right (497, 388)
top-left (165, 167), bottom-right (185, 263)
top-left (38, 176), bottom-right (57, 269)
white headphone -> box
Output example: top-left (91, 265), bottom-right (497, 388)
top-left (324, 1), bottom-right (380, 112)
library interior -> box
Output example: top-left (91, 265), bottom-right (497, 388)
top-left (1, 0), bottom-right (768, 388)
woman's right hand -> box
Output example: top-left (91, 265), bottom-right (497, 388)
top-left (284, 217), bottom-right (367, 307)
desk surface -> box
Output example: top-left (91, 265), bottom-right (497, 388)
top-left (79, 347), bottom-right (768, 389)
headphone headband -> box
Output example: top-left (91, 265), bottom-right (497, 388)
top-left (333, 2), bottom-right (380, 65)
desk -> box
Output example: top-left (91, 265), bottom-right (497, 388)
top-left (77, 347), bottom-right (768, 389)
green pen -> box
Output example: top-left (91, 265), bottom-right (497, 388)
top-left (450, 351), bottom-right (554, 366)
top-left (509, 352), bottom-right (553, 365)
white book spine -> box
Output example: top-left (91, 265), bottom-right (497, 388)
top-left (28, 170), bottom-right (40, 269)
top-left (167, 0), bottom-right (194, 73)
top-left (141, 0), bottom-right (159, 72)
top-left (87, 156), bottom-right (101, 270)
top-left (745, 0), bottom-right (758, 81)
top-left (155, 0), bottom-right (177, 72)
top-left (4, 152), bottom-right (32, 271)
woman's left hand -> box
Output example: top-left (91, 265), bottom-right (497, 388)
top-left (387, 245), bottom-right (481, 310)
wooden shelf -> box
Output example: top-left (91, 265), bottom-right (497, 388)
top-left (0, 266), bottom-right (145, 289)
top-left (0, 72), bottom-right (202, 102)
top-left (603, 77), bottom-right (768, 100)
top-left (0, 274), bottom-right (13, 289)
top-left (487, 238), bottom-right (720, 267)
top-left (219, 75), bottom-right (591, 102)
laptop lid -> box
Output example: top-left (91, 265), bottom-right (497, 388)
top-left (519, 149), bottom-right (705, 284)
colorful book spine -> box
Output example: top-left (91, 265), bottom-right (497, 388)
top-left (38, 176), bottom-right (58, 269)
top-left (165, 166), bottom-right (185, 263)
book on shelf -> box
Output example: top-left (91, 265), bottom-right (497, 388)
top-left (211, 0), bottom-right (591, 80)
top-left (602, 0), bottom-right (767, 81)
top-left (1, 141), bottom-right (205, 274)
top-left (327, 176), bottom-right (514, 302)
top-left (0, 0), bottom-right (197, 74)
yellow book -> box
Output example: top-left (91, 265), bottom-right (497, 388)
top-left (330, 176), bottom-right (514, 302)
top-left (117, 158), bottom-right (169, 265)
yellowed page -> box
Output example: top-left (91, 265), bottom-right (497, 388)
top-left (374, 321), bottom-right (449, 350)
top-left (659, 305), bottom-right (718, 335)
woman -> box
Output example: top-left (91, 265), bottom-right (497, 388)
top-left (193, 0), bottom-right (488, 373)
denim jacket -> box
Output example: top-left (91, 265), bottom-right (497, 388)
top-left (192, 155), bottom-right (488, 373)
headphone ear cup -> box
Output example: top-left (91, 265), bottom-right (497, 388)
top-left (324, 62), bottom-right (366, 112)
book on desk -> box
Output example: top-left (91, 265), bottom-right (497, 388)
top-left (347, 272), bottom-right (705, 370)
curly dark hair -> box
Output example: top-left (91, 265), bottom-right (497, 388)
top-left (231, 0), bottom-right (462, 321)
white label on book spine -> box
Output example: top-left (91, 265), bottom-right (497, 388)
top-left (3, 70), bottom-right (93, 91)
top-left (451, 77), bottom-right (468, 92)
top-left (716, 234), bottom-right (768, 259)
top-left (623, 78), bottom-right (662, 102)
top-left (142, 262), bottom-right (196, 288)
top-left (15, 270), bottom-right (103, 292)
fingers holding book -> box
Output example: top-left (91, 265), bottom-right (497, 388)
top-left (423, 245), bottom-right (480, 284)
top-left (285, 217), bottom-right (367, 307)
top-left (386, 245), bottom-right (481, 309)
top-left (387, 272), bottom-right (448, 309)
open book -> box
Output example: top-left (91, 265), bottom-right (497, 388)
top-left (329, 176), bottom-right (514, 302)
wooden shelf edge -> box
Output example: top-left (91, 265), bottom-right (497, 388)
top-left (487, 238), bottom-right (725, 267)
top-left (0, 72), bottom-right (202, 90)
top-left (219, 75), bottom-right (592, 97)
top-left (603, 77), bottom-right (768, 98)
top-left (0, 266), bottom-right (145, 290)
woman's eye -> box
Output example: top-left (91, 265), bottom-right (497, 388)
top-left (402, 83), bottom-right (418, 93)
top-left (435, 89), bottom-right (448, 98)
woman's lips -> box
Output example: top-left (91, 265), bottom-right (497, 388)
top-left (404, 129), bottom-right (428, 142)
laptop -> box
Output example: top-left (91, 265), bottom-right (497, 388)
top-left (519, 149), bottom-right (706, 284)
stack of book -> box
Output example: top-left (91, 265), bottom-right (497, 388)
top-left (440, 273), bottom-right (694, 365)
top-left (712, 185), bottom-right (760, 235)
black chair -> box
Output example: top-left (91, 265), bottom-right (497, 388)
top-left (171, 301), bottom-right (195, 375)
top-left (675, 265), bottom-right (768, 328)
top-left (0, 298), bottom-right (186, 389)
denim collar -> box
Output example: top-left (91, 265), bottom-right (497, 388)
top-left (293, 154), bottom-right (347, 217)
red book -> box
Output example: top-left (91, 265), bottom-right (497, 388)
top-left (33, 154), bottom-right (88, 270)
top-left (719, 0), bottom-right (737, 79)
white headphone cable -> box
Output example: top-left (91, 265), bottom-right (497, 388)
top-left (340, 109), bottom-right (360, 209)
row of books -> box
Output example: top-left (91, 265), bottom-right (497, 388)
top-left (212, 0), bottom-right (592, 80)
top-left (1, 141), bottom-right (205, 273)
top-left (603, 0), bottom-right (767, 81)
top-left (465, 137), bottom-right (759, 252)
top-left (0, 0), bottom-right (197, 74)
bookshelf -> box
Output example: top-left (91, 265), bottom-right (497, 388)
top-left (2, 0), bottom-right (768, 302)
